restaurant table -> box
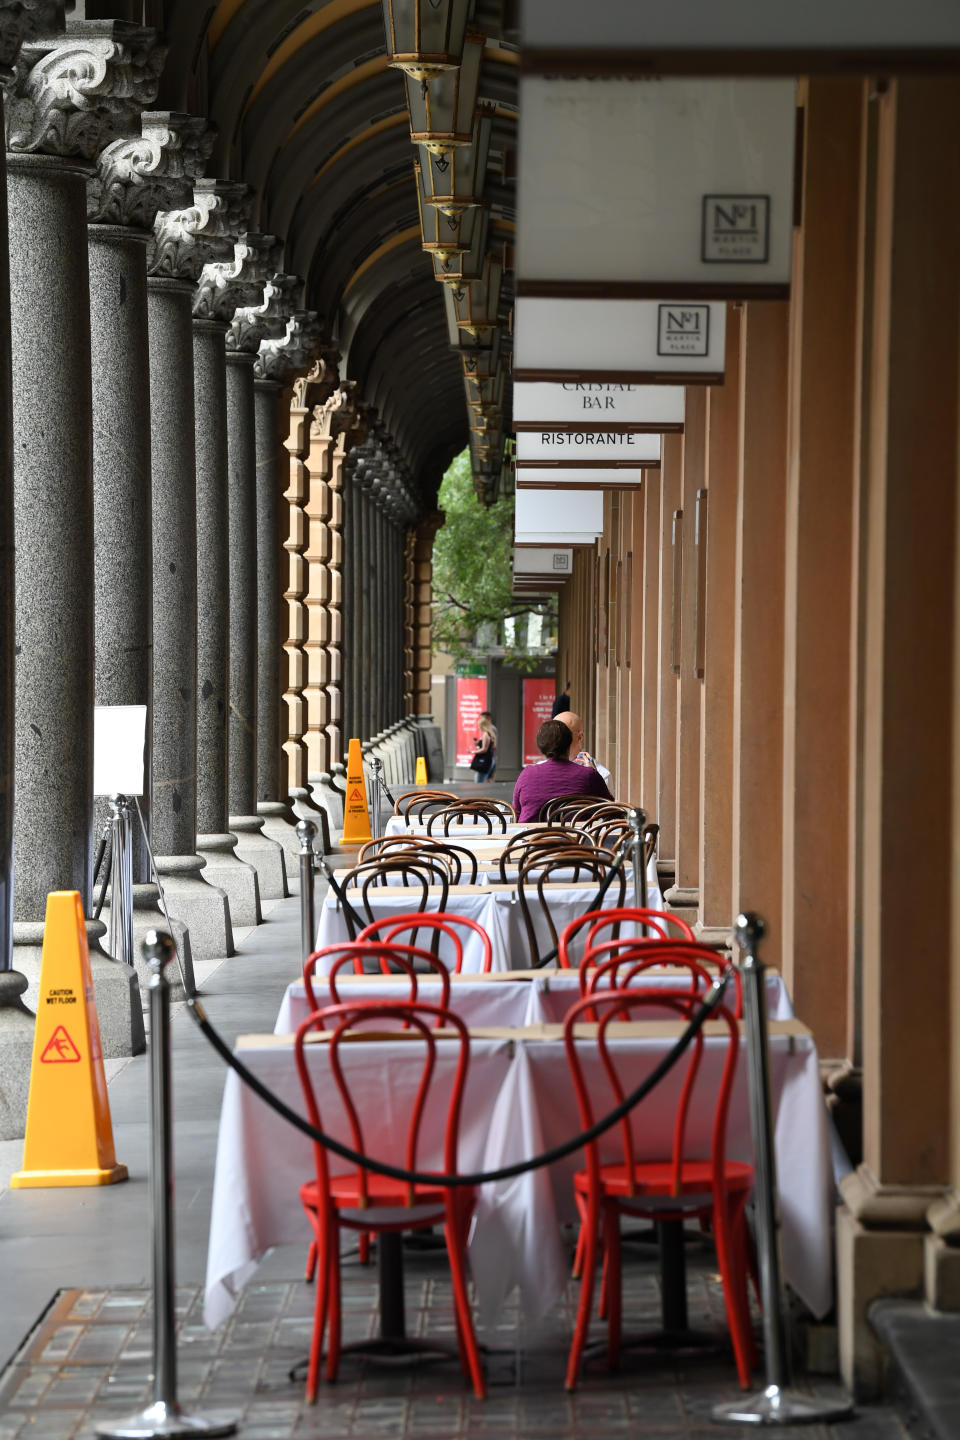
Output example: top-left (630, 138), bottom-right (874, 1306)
top-left (315, 880), bottom-right (645, 973)
top-left (204, 1019), bottom-right (832, 1337)
top-left (275, 967), bottom-right (794, 1035)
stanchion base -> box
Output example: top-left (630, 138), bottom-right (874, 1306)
top-left (96, 1401), bottom-right (239, 1439)
top-left (712, 1383), bottom-right (854, 1426)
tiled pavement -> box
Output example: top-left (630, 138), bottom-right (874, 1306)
top-left (0, 889), bottom-right (914, 1439)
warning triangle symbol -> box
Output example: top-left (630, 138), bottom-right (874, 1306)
top-left (348, 787), bottom-right (364, 801)
top-left (40, 1025), bottom-right (81, 1064)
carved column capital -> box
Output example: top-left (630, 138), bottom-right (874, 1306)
top-left (148, 176), bottom-right (248, 284)
top-left (6, 20), bottom-right (163, 161)
top-left (0, 1), bottom-right (60, 83)
top-left (254, 306), bottom-right (323, 383)
top-left (87, 111), bottom-right (213, 231)
top-left (194, 229), bottom-right (281, 324)
top-left (228, 268), bottom-right (300, 356)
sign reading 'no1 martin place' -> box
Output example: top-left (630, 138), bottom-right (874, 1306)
top-left (513, 382), bottom-right (685, 431)
top-left (514, 297), bottom-right (726, 384)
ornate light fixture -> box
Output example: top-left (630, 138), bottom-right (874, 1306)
top-left (414, 158), bottom-right (482, 260)
top-left (381, 0), bottom-right (475, 83)
top-left (431, 205), bottom-right (489, 285)
top-left (404, 29), bottom-right (485, 156)
top-left (460, 330), bottom-right (501, 380)
top-left (417, 106), bottom-right (492, 217)
top-left (444, 253), bottom-right (502, 338)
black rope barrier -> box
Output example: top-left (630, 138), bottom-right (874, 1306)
top-left (185, 966), bottom-right (732, 1190)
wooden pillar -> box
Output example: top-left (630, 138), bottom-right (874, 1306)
top-left (623, 491), bottom-right (643, 804)
top-left (639, 469), bottom-right (661, 815)
top-left (657, 435), bottom-right (683, 872)
top-left (730, 302), bottom-right (789, 967)
top-left (837, 77), bottom-right (960, 1396)
top-left (282, 389), bottom-right (310, 794)
top-left (697, 308), bottom-right (742, 941)
top-left (666, 388), bottom-right (706, 914)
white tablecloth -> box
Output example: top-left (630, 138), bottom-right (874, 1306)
top-left (275, 968), bottom-right (794, 1035)
top-left (205, 1022), bottom-right (833, 1332)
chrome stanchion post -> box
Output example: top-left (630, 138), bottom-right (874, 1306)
top-left (628, 806), bottom-right (647, 909)
top-left (713, 912), bottom-right (852, 1428)
top-left (296, 820), bottom-right (317, 967)
top-left (108, 794), bottom-right (134, 966)
top-left (96, 932), bottom-right (237, 1440)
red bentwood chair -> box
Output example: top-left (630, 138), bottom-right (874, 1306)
top-left (358, 913), bottom-right (494, 974)
top-left (294, 1002), bottom-right (484, 1401)
top-left (562, 989), bottom-right (755, 1391)
top-left (579, 938), bottom-right (742, 1019)
top-left (303, 943), bottom-right (451, 1019)
top-left (557, 906), bottom-right (697, 970)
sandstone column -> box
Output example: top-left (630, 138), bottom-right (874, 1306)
top-left (146, 178), bottom-right (237, 958)
top-left (222, 248), bottom-right (289, 900)
top-left (835, 77), bottom-right (960, 1396)
top-left (638, 469), bottom-right (661, 814)
top-left (87, 110), bottom-right (203, 997)
top-left (7, 21), bottom-right (160, 1056)
top-left (191, 201), bottom-right (265, 927)
top-left (656, 435), bottom-right (682, 876)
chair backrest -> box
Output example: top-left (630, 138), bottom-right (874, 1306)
top-left (642, 822), bottom-right (660, 870)
top-left (577, 947), bottom-right (721, 1022)
top-left (358, 913), bottom-right (493, 974)
top-left (393, 788), bottom-right (457, 819)
top-left (338, 859), bottom-right (447, 938)
top-left (516, 856), bottom-right (626, 966)
top-left (563, 988), bottom-right (740, 1198)
top-left (357, 835), bottom-right (429, 864)
top-left (428, 805), bottom-right (500, 836)
top-left (582, 938), bottom-right (740, 1017)
top-left (402, 793), bottom-right (459, 826)
top-left (557, 905), bottom-right (696, 969)
top-left (294, 1001), bottom-right (471, 1209)
top-left (541, 795), bottom-right (598, 822)
top-left (303, 940), bottom-right (443, 1007)
top-left (417, 841), bottom-right (478, 886)
top-left (498, 833), bottom-right (594, 882)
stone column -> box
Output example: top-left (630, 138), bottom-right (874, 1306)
top-left (402, 527), bottom-right (415, 715)
top-left (0, 0), bottom-right (59, 1139)
top-left (87, 110), bottom-right (203, 999)
top-left (7, 21), bottom-right (161, 1058)
top-left (305, 399), bottom-right (336, 775)
top-left (145, 178), bottom-right (238, 959)
top-left (665, 391), bottom-right (705, 919)
top-left (836, 77), bottom-right (960, 1396)
top-left (656, 434), bottom-right (682, 876)
top-left (222, 248), bottom-right (289, 901)
top-left (731, 302), bottom-right (789, 968)
top-left (252, 305), bottom-right (324, 866)
top-left (191, 204), bottom-right (265, 927)
top-left (411, 513), bottom-right (443, 719)
top-left (697, 308), bottom-right (742, 945)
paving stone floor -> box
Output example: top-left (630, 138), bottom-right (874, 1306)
top-left (0, 891), bottom-right (914, 1439)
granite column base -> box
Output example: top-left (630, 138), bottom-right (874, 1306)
top-left (12, 919), bottom-right (144, 1059)
top-left (196, 833), bottom-right (260, 928)
top-left (256, 800), bottom-right (302, 885)
top-left (229, 814), bottom-right (288, 900)
top-left (101, 882), bottom-right (195, 1002)
top-left (289, 788), bottom-right (331, 855)
top-left (154, 854), bottom-right (233, 960)
top-left (0, 972), bottom-right (35, 1141)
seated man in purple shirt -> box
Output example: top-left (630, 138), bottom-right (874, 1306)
top-left (512, 719), bottom-right (613, 823)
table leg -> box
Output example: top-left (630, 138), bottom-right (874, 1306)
top-left (657, 1219), bottom-right (688, 1334)
top-left (378, 1232), bottom-right (406, 1340)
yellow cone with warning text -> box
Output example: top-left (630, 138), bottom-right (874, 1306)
top-left (340, 737), bottom-right (372, 845)
top-left (415, 756), bottom-right (428, 786)
top-left (12, 891), bottom-right (127, 1188)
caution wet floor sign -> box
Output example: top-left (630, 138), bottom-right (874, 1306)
top-left (11, 891), bottom-right (127, 1188)
top-left (340, 737), bottom-right (372, 845)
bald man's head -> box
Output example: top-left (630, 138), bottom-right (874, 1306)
top-left (553, 711), bottom-right (584, 751)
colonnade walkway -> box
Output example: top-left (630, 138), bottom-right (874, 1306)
top-left (0, 894), bottom-right (910, 1439)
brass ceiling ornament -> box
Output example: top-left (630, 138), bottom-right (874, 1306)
top-left (404, 29), bottom-right (485, 155)
top-left (380, 0), bottom-right (475, 84)
top-left (414, 157), bottom-right (482, 259)
top-left (444, 252), bottom-right (502, 337)
top-left (416, 106), bottom-right (491, 217)
top-left (430, 204), bottom-right (489, 285)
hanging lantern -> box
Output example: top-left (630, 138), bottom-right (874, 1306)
top-left (460, 330), bottom-right (501, 380)
top-left (431, 205), bottom-right (489, 286)
top-left (380, 0), bottom-right (474, 83)
top-left (414, 159), bottom-right (482, 260)
top-left (404, 30), bottom-right (485, 156)
top-left (417, 107), bottom-right (492, 217)
top-left (446, 254), bottom-right (502, 338)
top-left (464, 358), bottom-right (505, 410)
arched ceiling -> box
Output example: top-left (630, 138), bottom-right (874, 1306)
top-left (152, 0), bottom-right (517, 510)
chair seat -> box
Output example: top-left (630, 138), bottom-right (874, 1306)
top-left (300, 1173), bottom-right (471, 1213)
top-left (573, 1158), bottom-right (753, 1200)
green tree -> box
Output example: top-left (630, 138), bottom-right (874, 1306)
top-left (432, 450), bottom-right (555, 668)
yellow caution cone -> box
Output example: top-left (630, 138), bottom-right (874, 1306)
top-left (340, 737), bottom-right (372, 845)
top-left (415, 756), bottom-right (428, 786)
top-left (11, 891), bottom-right (127, 1188)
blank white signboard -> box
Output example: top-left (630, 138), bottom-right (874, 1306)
top-left (93, 705), bottom-right (147, 797)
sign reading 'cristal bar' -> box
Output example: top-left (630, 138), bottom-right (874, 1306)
top-left (514, 381), bottom-right (685, 430)
top-left (516, 430), bottom-right (660, 464)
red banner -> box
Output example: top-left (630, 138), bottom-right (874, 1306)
top-left (455, 677), bottom-right (487, 767)
top-left (522, 678), bottom-right (557, 765)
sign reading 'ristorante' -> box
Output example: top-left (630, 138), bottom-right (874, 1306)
top-left (516, 429), bottom-right (660, 465)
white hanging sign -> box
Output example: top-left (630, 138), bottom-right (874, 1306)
top-left (517, 77), bottom-right (795, 296)
top-left (512, 547), bottom-right (574, 576)
top-left (516, 430), bottom-right (660, 464)
top-left (93, 705), bottom-right (147, 797)
top-left (516, 466), bottom-right (647, 490)
top-left (514, 297), bottom-right (726, 383)
top-left (513, 380), bottom-right (685, 430)
top-left (515, 489), bottom-right (604, 544)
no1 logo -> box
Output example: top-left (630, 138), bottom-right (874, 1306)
top-left (657, 304), bottom-right (710, 358)
top-left (702, 194), bottom-right (770, 263)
